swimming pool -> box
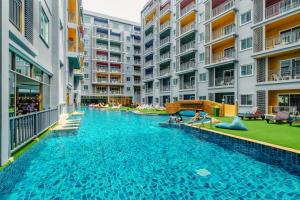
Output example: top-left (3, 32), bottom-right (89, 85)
top-left (0, 109), bottom-right (299, 199)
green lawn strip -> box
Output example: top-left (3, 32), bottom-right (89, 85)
top-left (135, 109), bottom-right (168, 115)
top-left (200, 117), bottom-right (300, 150)
top-left (0, 125), bottom-right (55, 171)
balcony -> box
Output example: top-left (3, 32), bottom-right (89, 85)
top-left (160, 3), bottom-right (171, 16)
top-left (180, 83), bottom-right (195, 90)
top-left (96, 33), bottom-right (108, 39)
top-left (145, 21), bottom-right (154, 30)
top-left (68, 11), bottom-right (76, 24)
top-left (181, 22), bottom-right (195, 35)
top-left (110, 79), bottom-right (123, 84)
top-left (94, 78), bottom-right (109, 84)
top-left (111, 35), bottom-right (121, 42)
top-left (134, 60), bottom-right (141, 65)
top-left (145, 88), bottom-right (153, 94)
top-left (94, 90), bottom-right (108, 95)
top-left (159, 68), bottom-right (171, 77)
top-left (160, 85), bottom-right (171, 92)
top-left (266, 34), bottom-right (300, 50)
top-left (160, 52), bottom-right (171, 62)
top-left (180, 2), bottom-right (196, 17)
top-left (95, 66), bottom-right (108, 73)
top-left (134, 70), bottom-right (141, 75)
top-left (212, 0), bottom-right (235, 18)
top-left (211, 77), bottom-right (235, 87)
top-left (134, 39), bottom-right (141, 44)
top-left (110, 46), bottom-right (121, 52)
top-left (145, 46), bottom-right (154, 55)
top-left (160, 37), bottom-right (170, 47)
top-left (95, 22), bottom-right (108, 28)
top-left (267, 71), bottom-right (300, 83)
top-left (212, 49), bottom-right (236, 64)
top-left (180, 41), bottom-right (196, 54)
top-left (145, 73), bottom-right (154, 80)
top-left (266, 0), bottom-right (300, 19)
top-left (134, 50), bottom-right (141, 55)
top-left (134, 80), bottom-right (141, 84)
top-left (145, 61), bottom-right (154, 68)
top-left (145, 33), bottom-right (154, 42)
top-left (212, 24), bottom-right (236, 41)
top-left (96, 56), bottom-right (108, 62)
top-left (110, 90), bottom-right (123, 95)
top-left (95, 44), bottom-right (108, 50)
top-left (160, 20), bottom-right (171, 31)
top-left (177, 61), bottom-right (196, 72)
top-left (110, 68), bottom-right (122, 73)
top-left (68, 40), bottom-right (77, 52)
top-left (110, 57), bottom-right (121, 63)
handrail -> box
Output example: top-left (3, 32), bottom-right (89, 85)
top-left (266, 0), bottom-right (300, 19)
top-left (212, 0), bottom-right (235, 17)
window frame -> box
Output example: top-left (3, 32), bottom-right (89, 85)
top-left (240, 37), bottom-right (253, 51)
top-left (240, 10), bottom-right (252, 26)
top-left (240, 94), bottom-right (253, 106)
top-left (240, 64), bottom-right (254, 77)
top-left (40, 7), bottom-right (50, 46)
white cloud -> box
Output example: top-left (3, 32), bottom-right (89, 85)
top-left (82, 0), bottom-right (149, 23)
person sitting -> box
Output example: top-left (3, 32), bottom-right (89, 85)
top-left (191, 110), bottom-right (201, 122)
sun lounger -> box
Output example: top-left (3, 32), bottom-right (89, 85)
top-left (265, 111), bottom-right (290, 123)
top-left (288, 115), bottom-right (300, 126)
top-left (238, 107), bottom-right (264, 120)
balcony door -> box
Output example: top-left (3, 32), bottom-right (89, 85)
top-left (223, 69), bottom-right (234, 83)
top-left (278, 94), bottom-right (300, 112)
top-left (224, 47), bottom-right (234, 59)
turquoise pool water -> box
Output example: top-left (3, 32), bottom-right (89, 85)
top-left (0, 109), bottom-right (299, 199)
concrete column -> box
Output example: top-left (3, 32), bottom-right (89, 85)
top-left (0, 0), bottom-right (10, 165)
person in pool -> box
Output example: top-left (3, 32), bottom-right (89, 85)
top-left (191, 110), bottom-right (202, 122)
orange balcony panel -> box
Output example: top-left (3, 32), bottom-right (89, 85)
top-left (266, 12), bottom-right (300, 31)
top-left (160, 12), bottom-right (171, 25)
top-left (211, 11), bottom-right (235, 29)
top-left (212, 36), bottom-right (235, 50)
top-left (145, 9), bottom-right (157, 24)
top-left (180, 11), bottom-right (196, 26)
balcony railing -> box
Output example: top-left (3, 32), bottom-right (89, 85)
top-left (160, 3), bottom-right (171, 15)
top-left (212, 0), bottom-right (235, 17)
top-left (180, 83), bottom-right (195, 90)
top-left (268, 72), bottom-right (300, 82)
top-left (68, 11), bottom-right (76, 24)
top-left (110, 91), bottom-right (123, 95)
top-left (110, 68), bottom-right (122, 73)
top-left (212, 24), bottom-right (236, 40)
top-left (110, 46), bottom-right (121, 52)
top-left (145, 33), bottom-right (154, 42)
top-left (10, 108), bottom-right (58, 152)
top-left (178, 61), bottom-right (195, 72)
top-left (160, 20), bottom-right (171, 31)
top-left (160, 37), bottom-right (170, 46)
top-left (95, 22), bottom-right (108, 28)
top-left (180, 41), bottom-right (196, 53)
top-left (145, 46), bottom-right (154, 54)
top-left (96, 56), bottom-right (108, 61)
top-left (145, 61), bottom-right (154, 68)
top-left (95, 66), bottom-right (108, 72)
top-left (95, 78), bottom-right (109, 83)
top-left (214, 77), bottom-right (235, 87)
top-left (159, 68), bottom-right (171, 76)
top-left (94, 90), bottom-right (108, 95)
top-left (134, 39), bottom-right (141, 44)
top-left (134, 80), bottom-right (141, 84)
top-left (266, 0), bottom-right (300, 19)
top-left (110, 79), bottom-right (123, 84)
top-left (180, 2), bottom-right (196, 17)
top-left (68, 40), bottom-right (76, 52)
top-left (110, 57), bottom-right (121, 63)
top-left (145, 21), bottom-right (154, 30)
top-left (146, 88), bottom-right (153, 93)
top-left (160, 85), bottom-right (171, 92)
top-left (212, 49), bottom-right (236, 63)
top-left (111, 35), bottom-right (121, 41)
top-left (134, 50), bottom-right (141, 55)
top-left (96, 33), bottom-right (108, 39)
top-left (96, 44), bottom-right (108, 50)
top-left (181, 22), bottom-right (195, 35)
top-left (134, 60), bottom-right (141, 65)
top-left (145, 73), bottom-right (154, 80)
top-left (266, 34), bottom-right (300, 50)
top-left (160, 52), bottom-right (171, 62)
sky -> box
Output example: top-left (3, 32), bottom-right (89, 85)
top-left (82, 0), bottom-right (149, 23)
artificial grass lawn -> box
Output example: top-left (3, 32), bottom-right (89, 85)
top-left (106, 107), bottom-right (168, 115)
top-left (200, 117), bottom-right (300, 151)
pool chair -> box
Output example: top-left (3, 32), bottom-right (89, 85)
top-left (288, 113), bottom-right (300, 126)
top-left (215, 116), bottom-right (248, 131)
top-left (265, 111), bottom-right (290, 124)
top-left (238, 107), bottom-right (265, 120)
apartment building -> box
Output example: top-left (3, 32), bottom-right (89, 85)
top-left (81, 11), bottom-right (142, 105)
top-left (0, 0), bottom-right (84, 165)
top-left (141, 0), bottom-right (300, 114)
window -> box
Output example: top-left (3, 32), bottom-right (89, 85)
top-left (40, 8), bottom-right (49, 45)
top-left (240, 37), bottom-right (252, 51)
top-left (126, 77), bottom-right (131, 82)
top-left (280, 58), bottom-right (300, 78)
top-left (173, 78), bottom-right (178, 85)
top-left (199, 73), bottom-right (206, 82)
top-left (240, 64), bottom-right (253, 77)
top-left (240, 94), bottom-right (253, 106)
top-left (173, 97), bottom-right (178, 102)
top-left (9, 0), bottom-right (22, 30)
top-left (126, 36), bottom-right (131, 42)
top-left (240, 10), bottom-right (251, 25)
top-left (127, 46), bottom-right (130, 51)
top-left (127, 57), bottom-right (131, 62)
top-left (127, 87), bottom-right (131, 91)
top-left (199, 32), bottom-right (204, 42)
top-left (83, 85), bottom-right (88, 90)
top-left (84, 74), bottom-right (89, 79)
top-left (199, 96), bottom-right (206, 100)
top-left (199, 12), bottom-right (204, 22)
top-left (199, 52), bottom-right (205, 62)
top-left (15, 56), bottom-right (30, 77)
